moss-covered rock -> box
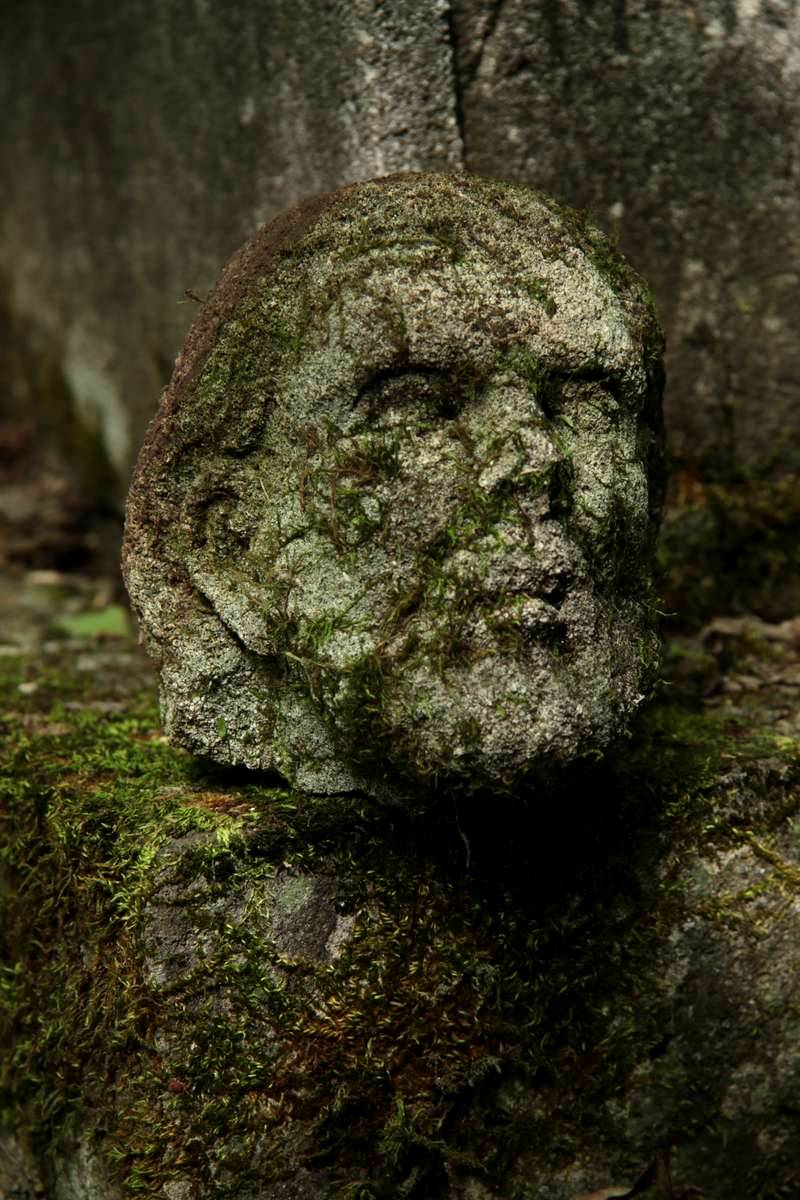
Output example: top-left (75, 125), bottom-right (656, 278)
top-left (123, 172), bottom-right (665, 797)
top-left (2, 602), bottom-right (800, 1199)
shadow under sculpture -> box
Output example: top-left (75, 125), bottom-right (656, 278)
top-left (123, 172), bottom-right (665, 796)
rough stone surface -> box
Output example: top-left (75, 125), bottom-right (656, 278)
top-left (123, 173), bottom-right (664, 795)
top-left (1, 0), bottom-right (461, 505)
top-left (3, 0), bottom-right (799, 510)
top-left (0, 1129), bottom-right (44, 1199)
top-left (47, 1140), bottom-right (123, 1200)
top-left (450, 0), bottom-right (800, 479)
top-left (624, 829), bottom-right (800, 1198)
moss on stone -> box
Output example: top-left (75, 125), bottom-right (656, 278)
top-left (522, 278), bottom-right (557, 318)
top-left (2, 630), bottom-right (799, 1198)
top-left (123, 173), bottom-right (665, 795)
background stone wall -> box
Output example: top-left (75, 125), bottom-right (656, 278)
top-left (453, 0), bottom-right (800, 479)
top-left (3, 0), bottom-right (800, 612)
top-left (2, 0), bottom-right (461, 504)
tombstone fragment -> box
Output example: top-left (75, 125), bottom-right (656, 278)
top-left (123, 172), bottom-right (664, 795)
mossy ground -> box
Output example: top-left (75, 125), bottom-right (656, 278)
top-left (2, 597), bottom-right (799, 1198)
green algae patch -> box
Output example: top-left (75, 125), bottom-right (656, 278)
top-left (1, 634), bottom-right (799, 1198)
top-left (0, 647), bottom-right (255, 1181)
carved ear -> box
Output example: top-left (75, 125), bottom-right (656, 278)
top-left (182, 561), bottom-right (280, 658)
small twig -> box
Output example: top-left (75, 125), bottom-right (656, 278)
top-left (180, 287), bottom-right (209, 304)
top-left (328, 472), bottom-right (340, 547)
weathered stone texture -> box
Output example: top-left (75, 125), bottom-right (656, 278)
top-left (0, 1129), bottom-right (44, 1200)
top-left (4, 0), bottom-right (799, 507)
top-left (450, 0), bottom-right (800, 478)
top-left (1, 0), bottom-right (461, 502)
top-left (123, 173), bottom-right (664, 794)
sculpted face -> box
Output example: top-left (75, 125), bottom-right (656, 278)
top-left (124, 174), bottom-right (664, 793)
top-left (252, 322), bottom-right (654, 786)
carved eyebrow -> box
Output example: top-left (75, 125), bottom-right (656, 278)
top-left (517, 369), bottom-right (632, 430)
top-left (552, 362), bottom-right (622, 389)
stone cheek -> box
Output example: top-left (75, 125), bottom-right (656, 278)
top-left (123, 172), bottom-right (664, 795)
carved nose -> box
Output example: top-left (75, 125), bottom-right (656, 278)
top-left (542, 456), bottom-right (574, 518)
top-left (476, 420), bottom-right (572, 516)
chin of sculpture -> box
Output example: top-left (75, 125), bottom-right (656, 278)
top-left (123, 172), bottom-right (665, 797)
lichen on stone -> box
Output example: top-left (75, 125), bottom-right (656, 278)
top-left (123, 172), bottom-right (664, 796)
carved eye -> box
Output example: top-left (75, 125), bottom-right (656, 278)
top-left (548, 370), bottom-right (626, 430)
top-left (357, 363), bottom-right (482, 424)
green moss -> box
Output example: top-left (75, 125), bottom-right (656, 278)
top-left (522, 278), bottom-right (557, 318)
top-left (3, 632), bottom-right (798, 1198)
top-left (1, 691), bottom-right (206, 1174)
top-left (54, 604), bottom-right (132, 639)
top-left (535, 195), bottom-right (636, 296)
top-left (299, 427), bottom-right (403, 556)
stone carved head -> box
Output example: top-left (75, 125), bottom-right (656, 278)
top-left (124, 173), bottom-right (664, 797)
